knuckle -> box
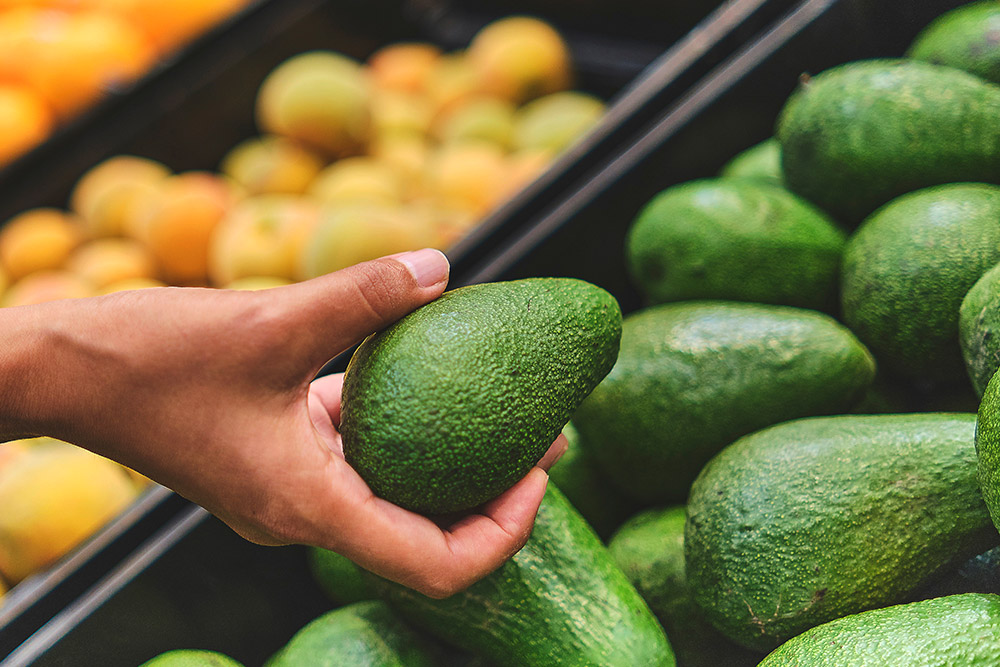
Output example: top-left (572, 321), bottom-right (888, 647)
top-left (348, 260), bottom-right (409, 324)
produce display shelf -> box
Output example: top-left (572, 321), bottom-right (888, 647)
top-left (0, 0), bottom-right (789, 661)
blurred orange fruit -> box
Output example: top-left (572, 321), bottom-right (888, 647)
top-left (367, 42), bottom-right (441, 94)
top-left (2, 270), bottom-right (94, 307)
top-left (98, 276), bottom-right (165, 294)
top-left (0, 208), bottom-right (83, 280)
top-left (0, 83), bottom-right (52, 166)
top-left (467, 16), bottom-right (571, 103)
top-left (434, 96), bottom-right (515, 148)
top-left (70, 155), bottom-right (171, 237)
top-left (425, 142), bottom-right (509, 219)
top-left (425, 53), bottom-right (483, 119)
top-left (219, 135), bottom-right (325, 196)
top-left (66, 237), bottom-right (156, 289)
top-left (308, 156), bottom-right (404, 207)
top-left (512, 91), bottom-right (604, 153)
top-left (222, 275), bottom-right (292, 291)
top-left (97, 0), bottom-right (248, 55)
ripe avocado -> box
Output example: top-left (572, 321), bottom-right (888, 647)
top-left (608, 507), bottom-right (762, 667)
top-left (265, 601), bottom-right (439, 667)
top-left (686, 414), bottom-right (997, 652)
top-left (960, 262), bottom-right (1000, 396)
top-left (572, 301), bottom-right (875, 503)
top-left (625, 179), bottom-right (845, 309)
top-left (307, 547), bottom-right (372, 605)
top-left (841, 183), bottom-right (1000, 385)
top-left (975, 367), bottom-right (1000, 534)
top-left (139, 651), bottom-right (243, 667)
top-left (719, 137), bottom-right (783, 187)
top-left (369, 485), bottom-right (675, 667)
top-left (909, 1), bottom-right (1000, 85)
top-left (341, 278), bottom-right (621, 514)
top-left (758, 594), bottom-right (1000, 666)
top-left (778, 59), bottom-right (1000, 224)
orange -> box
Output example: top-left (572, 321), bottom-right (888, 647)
top-left (70, 155), bottom-right (171, 237)
top-left (425, 53), bottom-right (483, 119)
top-left (467, 16), bottom-right (571, 103)
top-left (0, 84), bottom-right (52, 166)
top-left (369, 88), bottom-right (433, 139)
top-left (66, 237), bottom-right (156, 289)
top-left (0, 208), bottom-right (83, 280)
top-left (367, 42), bottom-right (441, 94)
top-left (424, 142), bottom-right (509, 219)
top-left (307, 156), bottom-right (404, 207)
top-left (2, 270), bottom-right (94, 307)
top-left (433, 96), bottom-right (515, 147)
top-left (98, 0), bottom-right (247, 55)
top-left (219, 135), bottom-right (325, 196)
top-left (369, 133), bottom-right (429, 199)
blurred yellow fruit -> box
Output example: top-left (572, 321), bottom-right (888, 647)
top-left (70, 155), bottom-right (171, 238)
top-left (0, 208), bottom-right (83, 281)
top-left (308, 157), bottom-right (404, 207)
top-left (222, 276), bottom-right (293, 291)
top-left (298, 204), bottom-right (437, 279)
top-left (97, 0), bottom-right (248, 55)
top-left (467, 16), bottom-right (571, 103)
top-left (367, 42), bottom-right (441, 94)
top-left (256, 51), bottom-right (371, 157)
top-left (0, 83), bottom-right (52, 166)
top-left (0, 441), bottom-right (29, 477)
top-left (98, 276), bottom-right (165, 294)
top-left (136, 171), bottom-right (239, 284)
top-left (425, 142), bottom-right (509, 219)
top-left (369, 88), bottom-right (433, 139)
top-left (369, 134), bottom-right (429, 199)
top-left (219, 135), bottom-right (325, 196)
top-left (425, 53), bottom-right (483, 119)
top-left (67, 238), bottom-right (156, 289)
top-left (209, 195), bottom-right (321, 285)
top-left (512, 91), bottom-right (604, 153)
top-left (2, 270), bottom-right (94, 307)
top-left (0, 443), bottom-right (136, 584)
top-left (504, 148), bottom-right (555, 197)
top-left (434, 96), bottom-right (515, 148)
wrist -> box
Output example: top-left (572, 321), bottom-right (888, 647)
top-left (0, 304), bottom-right (62, 442)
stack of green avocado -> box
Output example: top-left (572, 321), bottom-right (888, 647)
top-left (140, 3), bottom-right (1000, 666)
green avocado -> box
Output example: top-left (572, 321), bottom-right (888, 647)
top-left (265, 601), bottom-right (439, 667)
top-left (960, 262), bottom-right (1000, 396)
top-left (719, 137), bottom-right (783, 187)
top-left (758, 594), bottom-right (1000, 666)
top-left (909, 1), bottom-right (1000, 85)
top-left (572, 301), bottom-right (875, 503)
top-left (307, 547), bottom-right (372, 605)
top-left (369, 485), bottom-right (675, 667)
top-left (686, 413), bottom-right (997, 652)
top-left (341, 278), bottom-right (622, 514)
top-left (842, 183), bottom-right (1000, 385)
top-left (608, 507), bottom-right (762, 667)
top-left (139, 651), bottom-right (244, 667)
top-left (778, 59), bottom-right (1000, 224)
top-left (625, 179), bottom-right (845, 309)
top-left (975, 367), bottom-right (1000, 535)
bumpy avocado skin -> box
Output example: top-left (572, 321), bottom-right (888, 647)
top-left (625, 179), bottom-right (845, 309)
top-left (842, 183), bottom-right (1000, 385)
top-left (307, 547), bottom-right (373, 605)
top-left (608, 507), bottom-right (762, 667)
top-left (976, 368), bottom-right (1000, 535)
top-left (778, 59), bottom-right (1000, 224)
top-left (686, 413), bottom-right (997, 652)
top-left (369, 485), bottom-right (675, 667)
top-left (341, 278), bottom-right (622, 514)
top-left (909, 1), bottom-right (1000, 85)
top-left (572, 301), bottom-right (875, 503)
top-left (960, 263), bottom-right (1000, 396)
top-left (719, 138), bottom-right (784, 187)
top-left (758, 594), bottom-right (1000, 666)
top-left (266, 601), bottom-right (439, 667)
top-left (139, 651), bottom-right (244, 667)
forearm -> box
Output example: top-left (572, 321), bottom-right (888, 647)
top-left (0, 303), bottom-right (62, 443)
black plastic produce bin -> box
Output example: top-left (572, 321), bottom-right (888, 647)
top-left (0, 0), bottom-right (788, 660)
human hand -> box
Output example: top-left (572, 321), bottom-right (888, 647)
top-left (0, 249), bottom-right (564, 597)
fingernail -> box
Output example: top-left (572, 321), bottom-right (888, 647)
top-left (537, 435), bottom-right (569, 472)
top-left (396, 248), bottom-right (450, 288)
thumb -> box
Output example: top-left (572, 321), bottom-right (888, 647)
top-left (277, 248), bottom-right (450, 367)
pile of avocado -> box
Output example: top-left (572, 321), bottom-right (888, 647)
top-left (140, 3), bottom-right (1000, 666)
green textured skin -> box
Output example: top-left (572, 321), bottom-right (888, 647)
top-left (547, 422), bottom-right (637, 540)
top-left (960, 262), bottom-right (1000, 396)
top-left (369, 485), bottom-right (675, 667)
top-left (976, 369), bottom-right (1000, 535)
top-left (266, 601), bottom-right (439, 667)
top-left (608, 507), bottom-right (762, 667)
top-left (719, 137), bottom-right (784, 187)
top-left (139, 651), bottom-right (244, 667)
top-left (686, 413), bottom-right (997, 652)
top-left (308, 547), bottom-right (373, 605)
top-left (759, 594), bottom-right (1000, 666)
top-left (341, 278), bottom-right (622, 514)
top-left (625, 179), bottom-right (845, 309)
top-left (909, 1), bottom-right (1000, 85)
top-left (841, 183), bottom-right (1000, 385)
top-left (572, 301), bottom-right (875, 503)
top-left (778, 59), bottom-right (1000, 224)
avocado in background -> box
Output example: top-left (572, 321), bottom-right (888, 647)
top-left (975, 368), bottom-right (1000, 536)
top-left (909, 1), bottom-right (1000, 85)
top-left (572, 302), bottom-right (875, 503)
top-left (139, 651), bottom-right (244, 667)
top-left (608, 507), bottom-right (762, 667)
top-left (842, 183), bottom-right (1000, 385)
top-left (369, 485), bottom-right (675, 667)
top-left (341, 278), bottom-right (621, 515)
top-left (686, 414), bottom-right (996, 652)
top-left (960, 262), bottom-right (1000, 396)
top-left (719, 137), bottom-right (783, 187)
top-left (758, 594), bottom-right (1000, 666)
top-left (625, 179), bottom-right (844, 309)
top-left (778, 59), bottom-right (1000, 224)
top-left (548, 423), bottom-right (637, 540)
top-left (308, 547), bottom-right (372, 606)
top-left (919, 546), bottom-right (1000, 599)
top-left (266, 601), bottom-right (440, 667)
